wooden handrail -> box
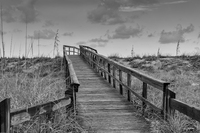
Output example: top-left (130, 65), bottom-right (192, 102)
top-left (0, 46), bottom-right (80, 132)
top-left (63, 45), bottom-right (80, 88)
top-left (11, 97), bottom-right (71, 125)
top-left (79, 45), bottom-right (97, 53)
top-left (63, 45), bottom-right (80, 116)
top-left (63, 45), bottom-right (80, 55)
top-left (170, 99), bottom-right (200, 122)
top-left (79, 45), bottom-right (200, 122)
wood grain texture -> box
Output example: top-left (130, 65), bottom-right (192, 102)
top-left (68, 55), bottom-right (150, 133)
top-left (170, 99), bottom-right (200, 122)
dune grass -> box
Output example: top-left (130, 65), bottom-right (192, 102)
top-left (108, 54), bottom-right (200, 133)
top-left (0, 56), bottom-right (85, 133)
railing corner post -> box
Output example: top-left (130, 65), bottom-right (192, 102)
top-left (0, 98), bottom-right (11, 133)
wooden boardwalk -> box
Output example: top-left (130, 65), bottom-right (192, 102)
top-left (69, 55), bottom-right (150, 133)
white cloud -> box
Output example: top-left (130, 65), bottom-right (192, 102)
top-left (63, 32), bottom-right (73, 37)
top-left (28, 29), bottom-right (56, 40)
top-left (76, 41), bottom-right (86, 45)
top-left (90, 43), bottom-right (106, 48)
top-left (159, 24), bottom-right (194, 44)
top-left (87, 6), bottom-right (126, 25)
top-left (89, 38), bottom-right (109, 43)
top-left (2, 6), bottom-right (16, 23)
top-left (42, 20), bottom-right (55, 28)
top-left (109, 24), bottom-right (142, 39)
top-left (16, 0), bottom-right (39, 23)
top-left (119, 6), bottom-right (150, 12)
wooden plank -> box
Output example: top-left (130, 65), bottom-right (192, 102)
top-left (81, 49), bottom-right (170, 90)
top-left (113, 66), bottom-right (116, 88)
top-left (142, 83), bottom-right (147, 115)
top-left (64, 53), bottom-right (80, 87)
top-left (0, 98), bottom-right (10, 133)
top-left (68, 55), bottom-right (150, 132)
top-left (11, 97), bottom-right (71, 126)
top-left (79, 45), bottom-right (98, 53)
top-left (127, 73), bottom-right (131, 101)
top-left (119, 69), bottom-right (123, 95)
top-left (108, 63), bottom-right (111, 84)
top-left (170, 99), bottom-right (200, 122)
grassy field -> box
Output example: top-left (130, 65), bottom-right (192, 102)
top-left (0, 56), bottom-right (85, 133)
top-left (109, 54), bottom-right (200, 133)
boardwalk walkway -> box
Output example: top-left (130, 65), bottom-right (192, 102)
top-left (69, 55), bottom-right (149, 133)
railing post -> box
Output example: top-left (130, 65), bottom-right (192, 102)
top-left (127, 73), bottom-right (131, 101)
top-left (73, 48), bottom-right (75, 55)
top-left (113, 66), bottom-right (116, 88)
top-left (0, 98), bottom-right (11, 133)
top-left (93, 55), bottom-right (96, 69)
top-left (168, 89), bottom-right (176, 118)
top-left (119, 70), bottom-right (123, 95)
top-left (163, 83), bottom-right (170, 120)
top-left (96, 56), bottom-right (100, 73)
top-left (103, 61), bottom-right (107, 80)
top-left (99, 59), bottom-right (103, 76)
top-left (142, 82), bottom-right (147, 115)
top-left (108, 63), bottom-right (111, 84)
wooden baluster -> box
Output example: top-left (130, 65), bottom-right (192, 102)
top-left (119, 70), bottom-right (123, 95)
top-left (113, 66), bottom-right (116, 88)
top-left (73, 48), bottom-right (75, 55)
top-left (103, 61), bottom-right (107, 80)
top-left (163, 83), bottom-right (169, 120)
top-left (127, 73), bottom-right (131, 101)
top-left (96, 56), bottom-right (100, 73)
top-left (108, 63), bottom-right (111, 84)
top-left (93, 55), bottom-right (96, 69)
top-left (0, 98), bottom-right (10, 133)
top-left (168, 90), bottom-right (176, 117)
top-left (142, 82), bottom-right (147, 115)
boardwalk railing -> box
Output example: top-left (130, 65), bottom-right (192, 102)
top-left (64, 45), bottom-right (80, 55)
top-left (0, 97), bottom-right (71, 132)
top-left (79, 45), bottom-right (200, 122)
top-left (0, 47), bottom-right (80, 132)
top-left (63, 45), bottom-right (80, 108)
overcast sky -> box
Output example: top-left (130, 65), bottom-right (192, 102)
top-left (0, 0), bottom-right (200, 57)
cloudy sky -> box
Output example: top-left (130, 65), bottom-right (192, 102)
top-left (0, 0), bottom-right (200, 57)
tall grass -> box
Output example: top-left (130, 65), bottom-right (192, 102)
top-left (0, 57), bottom-right (85, 132)
top-left (109, 54), bottom-right (200, 133)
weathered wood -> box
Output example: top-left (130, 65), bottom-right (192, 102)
top-left (0, 98), bottom-right (10, 133)
top-left (79, 45), bottom-right (97, 53)
top-left (142, 82), bottom-right (147, 115)
top-left (103, 60), bottom-right (107, 80)
top-left (108, 63), bottom-right (111, 84)
top-left (80, 47), bottom-right (170, 90)
top-left (64, 51), bottom-right (80, 88)
top-left (11, 97), bottom-right (71, 126)
top-left (69, 55), bottom-right (150, 132)
top-left (119, 69), bottom-right (123, 95)
top-left (63, 45), bottom-right (80, 55)
top-left (127, 73), bottom-right (131, 102)
top-left (170, 99), bottom-right (200, 122)
top-left (80, 52), bottom-right (162, 111)
top-left (78, 45), bottom-right (200, 123)
top-left (113, 66), bottom-right (116, 88)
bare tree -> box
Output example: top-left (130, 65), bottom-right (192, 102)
top-left (157, 48), bottom-right (160, 58)
top-left (1, 5), bottom-right (5, 72)
top-left (53, 29), bottom-right (60, 57)
top-left (38, 31), bottom-right (40, 57)
top-left (176, 40), bottom-right (180, 56)
top-left (131, 45), bottom-right (134, 57)
top-left (10, 34), bottom-right (13, 57)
